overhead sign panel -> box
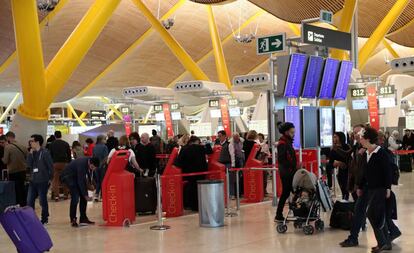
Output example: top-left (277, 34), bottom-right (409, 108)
top-left (256, 33), bottom-right (286, 55)
top-left (319, 58), bottom-right (340, 99)
top-left (334, 60), bottom-right (353, 100)
top-left (302, 23), bottom-right (351, 50)
top-left (284, 53), bottom-right (308, 98)
top-left (302, 55), bottom-right (324, 98)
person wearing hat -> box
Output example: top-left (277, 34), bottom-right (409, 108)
top-left (275, 122), bottom-right (298, 222)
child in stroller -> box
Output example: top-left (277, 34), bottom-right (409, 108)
top-left (276, 169), bottom-right (331, 235)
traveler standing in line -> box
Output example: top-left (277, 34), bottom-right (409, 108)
top-left (84, 138), bottom-right (95, 157)
top-left (174, 136), bottom-right (208, 211)
top-left (129, 132), bottom-right (141, 152)
top-left (388, 130), bottom-right (401, 152)
top-left (26, 135), bottom-right (53, 225)
top-left (0, 135), bottom-right (7, 178)
top-left (61, 157), bottom-right (100, 227)
top-left (49, 131), bottom-right (71, 201)
top-left (243, 130), bottom-right (258, 160)
top-left (358, 127), bottom-right (393, 253)
top-left (71, 141), bottom-right (84, 159)
top-left (274, 123), bottom-right (297, 222)
top-left (2, 131), bottom-right (28, 206)
top-left (107, 135), bottom-right (142, 175)
top-left (330, 132), bottom-right (351, 200)
top-left (135, 133), bottom-right (157, 176)
top-left (217, 131), bottom-right (232, 195)
top-left (340, 124), bottom-right (369, 247)
top-left (45, 135), bottom-right (55, 151)
top-left (150, 129), bottom-right (163, 154)
top-left (229, 133), bottom-right (244, 198)
top-left (258, 133), bottom-right (270, 195)
top-left (402, 129), bottom-right (412, 150)
top-left (92, 135), bottom-right (108, 202)
top-left (106, 130), bottom-right (118, 152)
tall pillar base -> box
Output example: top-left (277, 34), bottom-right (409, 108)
top-left (10, 111), bottom-right (48, 145)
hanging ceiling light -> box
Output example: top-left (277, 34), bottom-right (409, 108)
top-left (37, 0), bottom-right (59, 13)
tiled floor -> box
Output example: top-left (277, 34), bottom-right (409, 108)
top-left (1, 173), bottom-right (413, 253)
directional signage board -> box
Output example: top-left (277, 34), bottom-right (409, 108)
top-left (302, 23), bottom-right (351, 50)
top-left (256, 33), bottom-right (286, 55)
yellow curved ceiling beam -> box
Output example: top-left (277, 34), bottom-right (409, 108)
top-left (76, 0), bottom-right (186, 98)
top-left (11, 0), bottom-right (48, 119)
top-left (288, 23), bottom-right (301, 36)
top-left (0, 0), bottom-right (68, 76)
top-left (382, 39), bottom-right (400, 58)
top-left (66, 102), bottom-right (86, 127)
top-left (167, 10), bottom-right (265, 88)
top-left (207, 5), bottom-right (231, 89)
top-left (359, 0), bottom-right (411, 70)
top-left (100, 97), bottom-right (123, 120)
top-left (132, 0), bottom-right (209, 81)
top-left (45, 0), bottom-right (121, 108)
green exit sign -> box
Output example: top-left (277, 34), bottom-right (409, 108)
top-left (256, 33), bottom-right (286, 55)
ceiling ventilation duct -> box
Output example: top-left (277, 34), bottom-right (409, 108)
top-left (232, 73), bottom-right (271, 91)
top-left (174, 81), bottom-right (228, 97)
top-left (123, 86), bottom-right (175, 102)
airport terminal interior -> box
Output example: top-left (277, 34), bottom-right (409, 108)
top-left (2, 0), bottom-right (414, 252)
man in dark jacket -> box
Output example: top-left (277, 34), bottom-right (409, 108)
top-left (135, 133), bottom-right (157, 176)
top-left (106, 130), bottom-right (118, 152)
top-left (340, 124), bottom-right (369, 247)
top-left (217, 130), bottom-right (233, 195)
top-left (174, 136), bottom-right (208, 211)
top-left (61, 157), bottom-right (99, 227)
top-left (49, 131), bottom-right (71, 201)
top-left (27, 134), bottom-right (53, 225)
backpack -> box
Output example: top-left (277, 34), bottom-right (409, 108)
top-left (384, 148), bottom-right (399, 185)
top-left (330, 201), bottom-right (354, 230)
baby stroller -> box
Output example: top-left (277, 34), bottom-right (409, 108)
top-left (276, 169), bottom-right (332, 235)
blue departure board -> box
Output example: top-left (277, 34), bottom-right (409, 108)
top-left (334, 60), bottom-right (353, 100)
top-left (284, 53), bottom-right (308, 98)
top-left (302, 56), bottom-right (324, 98)
top-left (319, 58), bottom-right (340, 99)
top-left (284, 106), bottom-right (301, 149)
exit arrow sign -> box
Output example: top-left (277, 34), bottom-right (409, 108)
top-left (256, 33), bottom-right (286, 55)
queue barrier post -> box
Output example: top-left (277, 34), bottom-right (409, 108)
top-left (150, 173), bottom-right (171, 231)
top-left (225, 167), bottom-right (237, 217)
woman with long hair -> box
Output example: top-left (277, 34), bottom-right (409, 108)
top-left (329, 132), bottom-right (351, 200)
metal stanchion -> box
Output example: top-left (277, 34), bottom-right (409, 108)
top-left (150, 174), bottom-right (171, 231)
top-left (225, 167), bottom-right (237, 217)
top-left (235, 170), bottom-right (240, 211)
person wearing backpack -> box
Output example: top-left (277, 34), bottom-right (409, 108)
top-left (2, 131), bottom-right (28, 206)
top-left (378, 131), bottom-right (402, 242)
top-left (26, 134), bottom-right (53, 225)
top-left (107, 135), bottom-right (142, 175)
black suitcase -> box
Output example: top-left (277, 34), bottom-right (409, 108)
top-left (399, 154), bottom-right (412, 172)
top-left (134, 177), bottom-right (157, 214)
top-left (330, 201), bottom-right (354, 230)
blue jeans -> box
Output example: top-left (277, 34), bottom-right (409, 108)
top-left (27, 182), bottom-right (49, 223)
top-left (349, 186), bottom-right (369, 242)
top-left (94, 165), bottom-right (106, 197)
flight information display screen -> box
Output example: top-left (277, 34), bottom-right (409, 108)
top-left (334, 60), bottom-right (353, 100)
top-left (284, 53), bottom-right (308, 98)
top-left (284, 106), bottom-right (301, 149)
top-left (319, 107), bottom-right (333, 147)
top-left (319, 58), bottom-right (340, 99)
top-left (302, 56), bottom-right (324, 98)
top-left (302, 106), bottom-right (318, 148)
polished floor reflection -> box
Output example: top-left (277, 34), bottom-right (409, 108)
top-left (1, 172), bottom-right (413, 253)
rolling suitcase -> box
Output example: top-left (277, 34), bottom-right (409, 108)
top-left (0, 171), bottom-right (16, 213)
top-left (0, 206), bottom-right (53, 253)
top-left (399, 154), bottom-right (412, 172)
top-left (135, 177), bottom-right (157, 214)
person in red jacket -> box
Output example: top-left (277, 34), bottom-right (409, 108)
top-left (84, 138), bottom-right (95, 157)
